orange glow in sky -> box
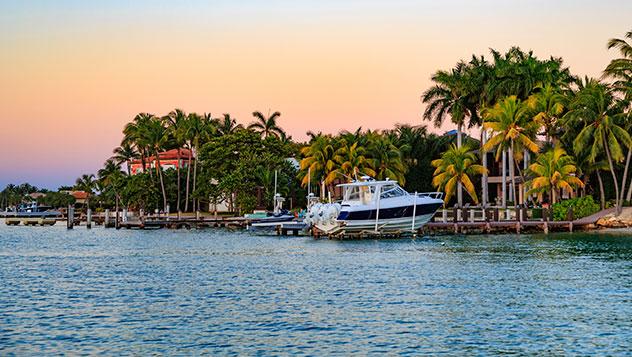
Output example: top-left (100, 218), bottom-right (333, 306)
top-left (1, 0), bottom-right (630, 188)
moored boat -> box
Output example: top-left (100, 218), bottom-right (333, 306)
top-left (306, 177), bottom-right (443, 235)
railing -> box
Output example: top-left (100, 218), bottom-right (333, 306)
top-left (432, 206), bottom-right (572, 223)
top-left (416, 192), bottom-right (444, 200)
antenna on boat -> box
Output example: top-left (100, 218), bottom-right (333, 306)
top-left (273, 170), bottom-right (278, 207)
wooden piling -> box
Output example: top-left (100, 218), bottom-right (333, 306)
top-left (67, 205), bottom-right (74, 229)
top-left (86, 208), bottom-right (92, 229)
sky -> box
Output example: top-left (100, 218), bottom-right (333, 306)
top-left (1, 0), bottom-right (631, 189)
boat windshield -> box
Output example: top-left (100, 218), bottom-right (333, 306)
top-left (345, 185), bottom-right (376, 204)
top-left (380, 184), bottom-right (406, 199)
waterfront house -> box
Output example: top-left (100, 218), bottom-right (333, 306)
top-left (129, 149), bottom-right (194, 175)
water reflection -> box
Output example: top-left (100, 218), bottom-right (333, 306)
top-left (0, 225), bottom-right (631, 354)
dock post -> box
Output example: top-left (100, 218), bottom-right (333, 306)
top-left (166, 205), bottom-right (170, 221)
top-left (104, 209), bottom-right (110, 228)
top-left (196, 210), bottom-right (200, 220)
top-left (115, 210), bottom-right (120, 229)
top-left (67, 205), bottom-right (74, 229)
top-left (122, 208), bottom-right (128, 223)
top-left (442, 209), bottom-right (447, 223)
top-left (470, 209), bottom-right (475, 222)
top-left (516, 222), bottom-right (521, 234)
top-left (86, 208), bottom-right (92, 229)
top-left (543, 221), bottom-right (549, 234)
top-left (462, 207), bottom-right (468, 222)
top-left (569, 222), bottom-right (573, 233)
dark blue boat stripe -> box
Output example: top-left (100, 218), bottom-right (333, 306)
top-left (337, 203), bottom-right (442, 221)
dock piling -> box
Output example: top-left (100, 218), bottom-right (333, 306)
top-left (86, 208), bottom-right (92, 229)
top-left (67, 205), bottom-right (74, 229)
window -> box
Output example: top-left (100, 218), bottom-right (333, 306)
top-left (380, 185), bottom-right (405, 199)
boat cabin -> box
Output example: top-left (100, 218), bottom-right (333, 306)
top-left (339, 179), bottom-right (407, 205)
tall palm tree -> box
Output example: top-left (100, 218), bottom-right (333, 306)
top-left (299, 135), bottom-right (337, 199)
top-left (604, 30), bottom-right (632, 202)
top-left (143, 116), bottom-right (169, 210)
top-left (563, 78), bottom-right (632, 214)
top-left (526, 147), bottom-right (584, 204)
top-left (482, 96), bottom-right (539, 206)
top-left (186, 112), bottom-right (215, 211)
top-left (368, 136), bottom-right (407, 184)
top-left (216, 113), bottom-right (243, 136)
top-left (74, 174), bottom-right (96, 208)
top-left (432, 144), bottom-right (487, 206)
top-left (165, 109), bottom-right (188, 213)
top-left (248, 110), bottom-right (285, 139)
top-left (112, 142), bottom-right (138, 175)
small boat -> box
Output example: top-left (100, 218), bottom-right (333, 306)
top-left (1, 202), bottom-right (62, 218)
top-left (306, 177), bottom-right (443, 235)
top-left (248, 194), bottom-right (297, 230)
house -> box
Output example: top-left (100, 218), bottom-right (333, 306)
top-left (129, 149), bottom-right (194, 175)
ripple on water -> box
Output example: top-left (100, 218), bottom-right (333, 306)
top-left (0, 225), bottom-right (631, 354)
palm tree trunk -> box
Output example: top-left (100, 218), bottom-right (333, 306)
top-left (457, 122), bottom-right (463, 207)
top-left (620, 148), bottom-right (632, 207)
top-left (481, 130), bottom-right (488, 207)
top-left (597, 170), bottom-right (605, 210)
top-left (176, 148), bottom-right (181, 213)
top-left (509, 144), bottom-right (517, 207)
top-left (155, 151), bottom-right (167, 210)
top-left (192, 145), bottom-right (198, 211)
top-left (603, 136), bottom-right (621, 215)
top-left (184, 147), bottom-right (192, 212)
top-left (501, 149), bottom-right (507, 208)
top-left (626, 172), bottom-right (632, 202)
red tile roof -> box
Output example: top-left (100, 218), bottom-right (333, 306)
top-left (70, 191), bottom-right (88, 199)
top-left (130, 148), bottom-right (194, 164)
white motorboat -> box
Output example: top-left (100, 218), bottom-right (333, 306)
top-left (306, 177), bottom-right (443, 235)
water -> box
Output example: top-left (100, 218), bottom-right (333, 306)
top-left (1, 225), bottom-right (631, 355)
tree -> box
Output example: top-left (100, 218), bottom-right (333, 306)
top-left (165, 109), bottom-right (188, 213)
top-left (248, 110), bottom-right (285, 139)
top-left (216, 113), bottom-right (243, 136)
top-left (368, 135), bottom-right (407, 184)
top-left (483, 96), bottom-right (539, 206)
top-left (112, 142), bottom-right (138, 175)
top-left (334, 141), bottom-right (375, 182)
top-left (143, 116), bottom-right (169, 210)
top-left (526, 146), bottom-right (584, 204)
top-left (527, 84), bottom-right (566, 145)
top-left (74, 174), bottom-right (96, 208)
top-left (563, 78), bottom-right (631, 214)
top-left (185, 112), bottom-right (215, 211)
top-left (298, 135), bottom-right (338, 199)
top-left (604, 30), bottom-right (632, 202)
top-left (431, 144), bottom-right (488, 206)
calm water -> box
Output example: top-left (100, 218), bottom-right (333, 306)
top-left (1, 225), bottom-right (631, 355)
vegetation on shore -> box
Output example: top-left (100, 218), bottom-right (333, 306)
top-left (2, 30), bottom-right (632, 219)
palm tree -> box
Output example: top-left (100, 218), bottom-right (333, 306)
top-left (604, 30), bottom-right (632, 202)
top-left (143, 116), bottom-right (169, 210)
top-left (526, 147), bottom-right (584, 204)
top-left (248, 110), bottom-right (285, 139)
top-left (527, 84), bottom-right (566, 146)
top-left (299, 135), bottom-right (337, 199)
top-left (98, 159), bottom-right (126, 208)
top-left (186, 112), bottom-right (215, 211)
top-left (112, 142), bottom-right (138, 175)
top-left (482, 96), bottom-right (539, 207)
top-left (165, 109), bottom-right (188, 213)
top-left (74, 174), bottom-right (96, 208)
top-left (368, 136), bottom-right (407, 184)
top-left (422, 62), bottom-right (479, 206)
top-left (334, 141), bottom-right (375, 182)
top-left (431, 144), bottom-right (487, 206)
top-left (123, 113), bottom-right (153, 175)
top-left (563, 78), bottom-right (632, 214)
top-left (216, 113), bottom-right (243, 136)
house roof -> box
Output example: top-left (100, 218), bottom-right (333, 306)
top-left (130, 148), bottom-right (194, 164)
top-left (70, 191), bottom-right (88, 199)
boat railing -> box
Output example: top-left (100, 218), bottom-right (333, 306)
top-left (415, 192), bottom-right (444, 200)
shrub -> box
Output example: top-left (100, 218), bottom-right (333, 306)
top-left (551, 196), bottom-right (600, 221)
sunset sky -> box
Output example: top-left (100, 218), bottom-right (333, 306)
top-left (1, 0), bottom-right (631, 188)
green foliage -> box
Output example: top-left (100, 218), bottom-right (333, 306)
top-left (37, 192), bottom-right (75, 208)
top-left (551, 196), bottom-right (600, 221)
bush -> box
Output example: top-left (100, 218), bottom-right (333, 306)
top-left (551, 196), bottom-right (600, 221)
